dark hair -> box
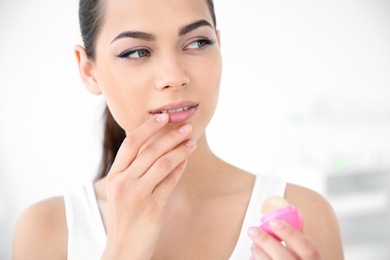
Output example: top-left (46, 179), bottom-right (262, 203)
top-left (78, 0), bottom-right (217, 180)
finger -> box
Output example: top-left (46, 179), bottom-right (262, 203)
top-left (269, 219), bottom-right (320, 259)
top-left (248, 227), bottom-right (293, 260)
top-left (141, 138), bottom-right (197, 192)
top-left (250, 243), bottom-right (271, 260)
top-left (110, 113), bottom-right (169, 174)
top-left (128, 124), bottom-right (193, 179)
top-left (152, 159), bottom-right (188, 204)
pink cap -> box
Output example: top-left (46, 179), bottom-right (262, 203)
top-left (260, 205), bottom-right (303, 241)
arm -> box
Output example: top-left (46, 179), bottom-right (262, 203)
top-left (12, 197), bottom-right (67, 260)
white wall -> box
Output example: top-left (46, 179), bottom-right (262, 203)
top-left (1, 0), bottom-right (390, 259)
top-left (0, 1), bottom-right (102, 258)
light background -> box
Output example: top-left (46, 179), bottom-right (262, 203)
top-left (1, 0), bottom-right (390, 259)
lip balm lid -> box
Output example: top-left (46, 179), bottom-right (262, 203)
top-left (261, 205), bottom-right (300, 223)
top-left (260, 205), bottom-right (303, 241)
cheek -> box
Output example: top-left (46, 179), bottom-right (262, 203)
top-left (192, 53), bottom-right (222, 137)
top-left (95, 66), bottom-right (152, 132)
top-left (200, 53), bottom-right (222, 109)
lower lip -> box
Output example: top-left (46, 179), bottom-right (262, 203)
top-left (165, 106), bottom-right (197, 123)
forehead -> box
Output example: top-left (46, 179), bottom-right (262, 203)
top-left (100, 0), bottom-right (212, 40)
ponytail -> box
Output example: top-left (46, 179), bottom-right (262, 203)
top-left (96, 105), bottom-right (126, 180)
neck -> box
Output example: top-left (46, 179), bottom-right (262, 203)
top-left (170, 133), bottom-right (225, 200)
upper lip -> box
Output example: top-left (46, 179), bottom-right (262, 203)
top-left (150, 101), bottom-right (199, 114)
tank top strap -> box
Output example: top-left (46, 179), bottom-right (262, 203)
top-left (229, 174), bottom-right (287, 260)
top-left (64, 183), bottom-right (106, 259)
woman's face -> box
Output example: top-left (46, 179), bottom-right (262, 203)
top-left (91, 0), bottom-right (222, 140)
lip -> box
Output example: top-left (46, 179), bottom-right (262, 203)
top-left (150, 101), bottom-right (199, 123)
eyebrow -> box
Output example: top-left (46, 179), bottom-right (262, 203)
top-left (178, 19), bottom-right (213, 36)
top-left (111, 19), bottom-right (213, 44)
top-left (111, 31), bottom-right (156, 43)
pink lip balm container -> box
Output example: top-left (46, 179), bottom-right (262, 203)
top-left (260, 205), bottom-right (303, 241)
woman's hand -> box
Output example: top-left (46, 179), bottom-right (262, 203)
top-left (248, 220), bottom-right (321, 260)
top-left (101, 113), bottom-right (197, 260)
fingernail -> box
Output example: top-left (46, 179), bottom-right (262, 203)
top-left (270, 219), bottom-right (284, 230)
top-left (155, 113), bottom-right (168, 122)
top-left (179, 124), bottom-right (192, 134)
top-left (248, 227), bottom-right (260, 237)
top-left (250, 243), bottom-right (257, 250)
top-left (185, 139), bottom-right (197, 148)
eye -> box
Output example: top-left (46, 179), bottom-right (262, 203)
top-left (185, 38), bottom-right (215, 50)
top-left (118, 49), bottom-right (151, 59)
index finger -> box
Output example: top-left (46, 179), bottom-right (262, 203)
top-left (110, 113), bottom-right (169, 173)
top-left (269, 219), bottom-right (320, 259)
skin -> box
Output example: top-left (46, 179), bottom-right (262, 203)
top-left (12, 0), bottom-right (344, 259)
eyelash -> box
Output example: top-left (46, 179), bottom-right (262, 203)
top-left (118, 38), bottom-right (216, 60)
top-left (118, 49), bottom-right (150, 59)
top-left (184, 38), bottom-right (216, 50)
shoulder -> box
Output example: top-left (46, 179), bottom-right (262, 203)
top-left (13, 197), bottom-right (67, 259)
top-left (285, 183), bottom-right (344, 259)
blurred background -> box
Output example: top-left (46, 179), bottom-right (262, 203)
top-left (1, 0), bottom-right (389, 259)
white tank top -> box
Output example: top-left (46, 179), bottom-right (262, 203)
top-left (64, 174), bottom-right (286, 260)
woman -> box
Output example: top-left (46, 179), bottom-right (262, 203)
top-left (13, 0), bottom-right (344, 259)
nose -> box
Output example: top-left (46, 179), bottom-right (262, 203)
top-left (154, 53), bottom-right (190, 90)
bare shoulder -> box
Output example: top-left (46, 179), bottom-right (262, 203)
top-left (13, 196), bottom-right (67, 260)
top-left (285, 183), bottom-right (344, 259)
